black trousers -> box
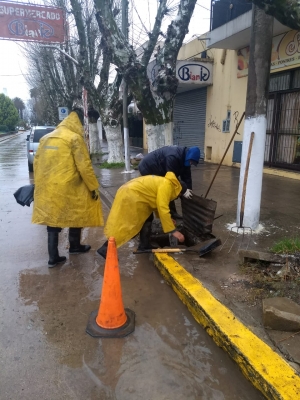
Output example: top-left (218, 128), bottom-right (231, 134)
top-left (47, 226), bottom-right (82, 232)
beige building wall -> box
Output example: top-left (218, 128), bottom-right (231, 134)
top-left (178, 38), bottom-right (248, 166)
top-left (177, 35), bottom-right (300, 166)
top-left (205, 48), bottom-right (247, 165)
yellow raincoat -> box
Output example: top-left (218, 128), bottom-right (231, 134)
top-left (32, 112), bottom-right (104, 228)
top-left (104, 172), bottom-right (182, 247)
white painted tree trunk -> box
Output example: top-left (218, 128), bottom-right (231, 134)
top-left (104, 125), bottom-right (124, 163)
top-left (237, 115), bottom-right (267, 229)
top-left (145, 122), bottom-right (173, 152)
top-left (89, 122), bottom-right (101, 154)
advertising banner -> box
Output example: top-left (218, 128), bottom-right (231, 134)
top-left (0, 1), bottom-right (65, 43)
top-left (237, 30), bottom-right (300, 78)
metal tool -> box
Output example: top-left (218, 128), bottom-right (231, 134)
top-left (205, 112), bottom-right (245, 199)
top-left (133, 238), bottom-right (222, 257)
top-left (221, 132), bottom-right (254, 253)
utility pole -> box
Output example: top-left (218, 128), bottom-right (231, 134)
top-left (122, 0), bottom-right (131, 172)
top-left (237, 5), bottom-right (273, 230)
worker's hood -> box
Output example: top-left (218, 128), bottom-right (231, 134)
top-left (185, 146), bottom-right (200, 166)
top-left (164, 171), bottom-right (182, 197)
top-left (57, 111), bottom-right (84, 136)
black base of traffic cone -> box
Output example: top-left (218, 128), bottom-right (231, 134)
top-left (86, 308), bottom-right (135, 338)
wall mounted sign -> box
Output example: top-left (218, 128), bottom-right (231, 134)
top-left (0, 1), bottom-right (65, 43)
top-left (147, 59), bottom-right (213, 86)
top-left (176, 61), bottom-right (213, 85)
top-left (237, 30), bottom-right (300, 78)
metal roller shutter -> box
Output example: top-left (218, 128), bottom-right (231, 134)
top-left (173, 87), bottom-right (207, 153)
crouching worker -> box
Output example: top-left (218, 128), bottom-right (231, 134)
top-left (97, 172), bottom-right (185, 259)
top-left (32, 107), bottom-right (104, 267)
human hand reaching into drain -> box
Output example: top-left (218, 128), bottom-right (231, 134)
top-left (172, 230), bottom-right (185, 242)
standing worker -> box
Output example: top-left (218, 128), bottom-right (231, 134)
top-left (138, 145), bottom-right (200, 218)
top-left (97, 172), bottom-right (186, 259)
top-left (32, 106), bottom-right (104, 267)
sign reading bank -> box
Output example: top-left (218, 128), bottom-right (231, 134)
top-left (176, 61), bottom-right (213, 85)
top-left (0, 1), bottom-right (65, 43)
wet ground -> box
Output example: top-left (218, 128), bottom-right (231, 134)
top-left (0, 134), bottom-right (265, 399)
top-left (96, 144), bottom-right (300, 369)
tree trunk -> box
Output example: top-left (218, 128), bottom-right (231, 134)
top-left (89, 122), bottom-right (101, 154)
top-left (237, 5), bottom-right (273, 230)
top-left (103, 125), bottom-right (124, 163)
top-left (145, 122), bottom-right (173, 152)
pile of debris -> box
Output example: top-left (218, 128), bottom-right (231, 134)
top-left (239, 250), bottom-right (300, 280)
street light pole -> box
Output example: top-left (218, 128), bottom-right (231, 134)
top-left (122, 0), bottom-right (131, 172)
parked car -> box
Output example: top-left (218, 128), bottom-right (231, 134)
top-left (19, 127), bottom-right (25, 131)
top-left (26, 126), bottom-right (56, 172)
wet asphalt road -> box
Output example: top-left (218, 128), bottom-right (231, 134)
top-left (0, 134), bottom-right (264, 400)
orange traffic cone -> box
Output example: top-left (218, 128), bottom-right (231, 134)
top-left (86, 237), bottom-right (135, 338)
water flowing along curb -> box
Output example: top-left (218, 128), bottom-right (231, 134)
top-left (154, 253), bottom-right (300, 400)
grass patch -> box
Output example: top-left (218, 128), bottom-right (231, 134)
top-left (98, 161), bottom-right (125, 169)
top-left (270, 237), bottom-right (300, 254)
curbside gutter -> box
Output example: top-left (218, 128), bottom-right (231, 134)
top-left (154, 253), bottom-right (300, 400)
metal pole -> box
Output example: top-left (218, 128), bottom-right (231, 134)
top-left (122, 0), bottom-right (131, 172)
top-left (204, 111), bottom-right (245, 199)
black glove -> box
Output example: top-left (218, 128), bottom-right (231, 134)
top-left (91, 189), bottom-right (99, 200)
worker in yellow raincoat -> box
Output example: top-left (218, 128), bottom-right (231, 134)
top-left (97, 172), bottom-right (186, 259)
top-left (32, 107), bottom-right (104, 267)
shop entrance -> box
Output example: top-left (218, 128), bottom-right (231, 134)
top-left (265, 69), bottom-right (300, 171)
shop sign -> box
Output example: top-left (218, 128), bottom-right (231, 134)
top-left (0, 1), bottom-right (65, 43)
top-left (176, 61), bottom-right (213, 85)
top-left (147, 59), bottom-right (213, 86)
top-left (237, 30), bottom-right (300, 78)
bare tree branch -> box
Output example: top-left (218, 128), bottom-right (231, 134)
top-left (252, 0), bottom-right (300, 30)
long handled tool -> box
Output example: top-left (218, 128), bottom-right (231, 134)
top-left (133, 238), bottom-right (222, 257)
top-left (205, 112), bottom-right (245, 199)
top-left (222, 132), bottom-right (255, 253)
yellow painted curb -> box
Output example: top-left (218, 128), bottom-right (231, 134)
top-left (154, 253), bottom-right (300, 400)
top-left (232, 163), bottom-right (300, 181)
top-left (262, 168), bottom-right (300, 181)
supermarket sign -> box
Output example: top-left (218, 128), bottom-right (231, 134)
top-left (0, 1), bottom-right (65, 43)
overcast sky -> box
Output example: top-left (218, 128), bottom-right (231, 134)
top-left (0, 0), bottom-right (211, 103)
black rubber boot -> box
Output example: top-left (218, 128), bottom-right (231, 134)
top-left (169, 200), bottom-right (182, 220)
top-left (97, 240), bottom-right (108, 259)
top-left (137, 221), bottom-right (156, 250)
top-left (69, 228), bottom-right (91, 254)
top-left (48, 232), bottom-right (66, 267)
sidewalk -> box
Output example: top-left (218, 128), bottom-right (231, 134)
top-left (94, 142), bottom-right (300, 399)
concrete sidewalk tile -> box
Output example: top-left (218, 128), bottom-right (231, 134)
top-left (154, 253), bottom-right (300, 400)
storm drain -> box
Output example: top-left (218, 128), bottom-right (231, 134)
top-left (151, 194), bottom-right (218, 248)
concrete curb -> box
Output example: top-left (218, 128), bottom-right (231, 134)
top-left (231, 163), bottom-right (300, 181)
top-left (0, 132), bottom-right (22, 142)
top-left (154, 253), bottom-right (300, 400)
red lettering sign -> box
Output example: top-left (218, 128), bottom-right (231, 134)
top-left (0, 1), bottom-right (65, 43)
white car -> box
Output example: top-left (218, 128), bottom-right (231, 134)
top-left (26, 126), bottom-right (56, 172)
